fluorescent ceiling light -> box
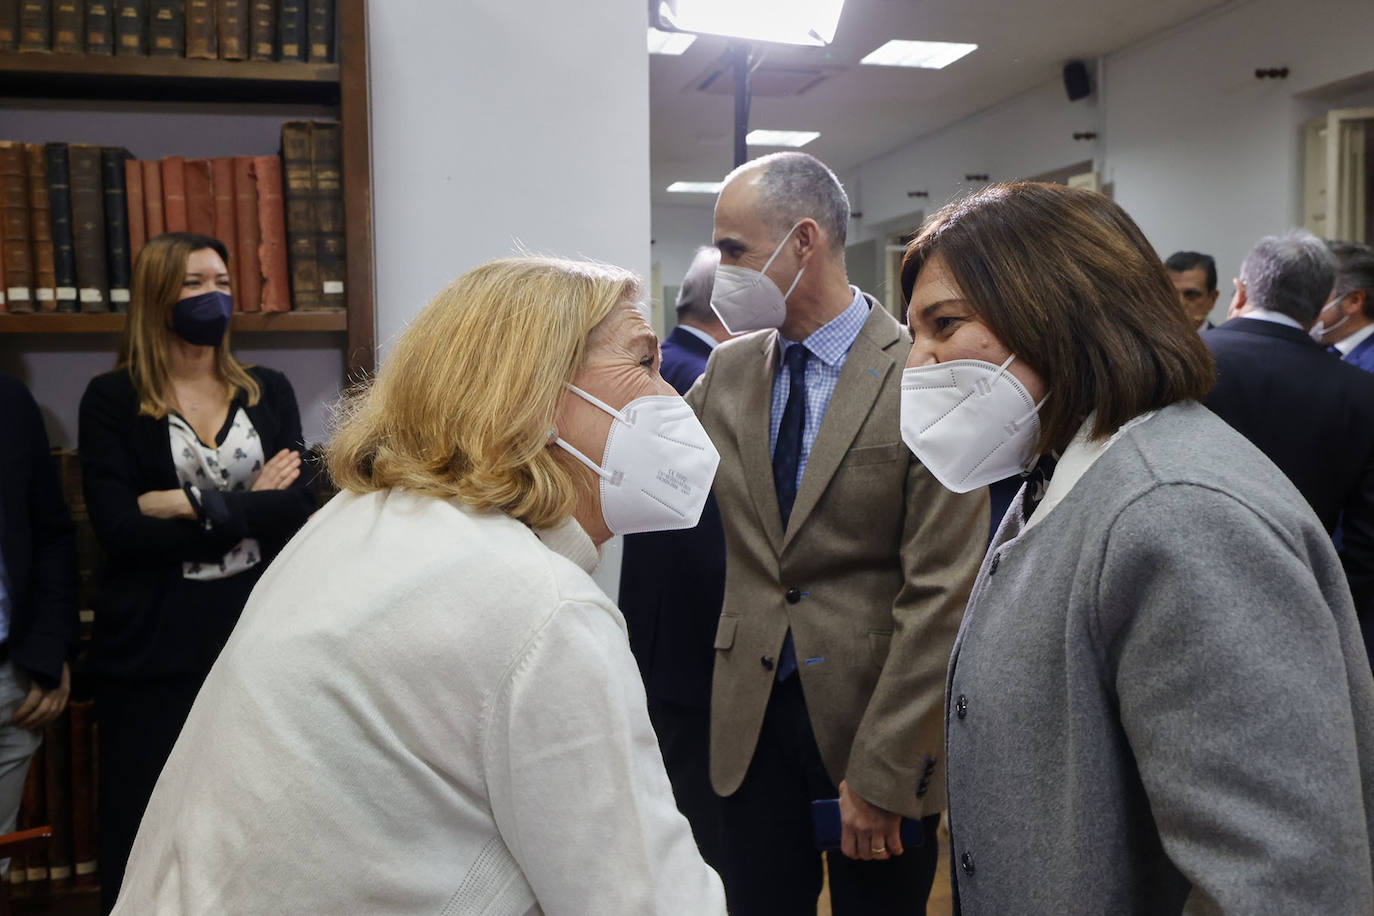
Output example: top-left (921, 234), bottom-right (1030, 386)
top-left (861, 39), bottom-right (978, 69)
top-left (667, 181), bottom-right (725, 194)
top-left (656, 0), bottom-right (846, 47)
top-left (648, 27), bottom-right (696, 55)
top-left (746, 129), bottom-right (821, 148)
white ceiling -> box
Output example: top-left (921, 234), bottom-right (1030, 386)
top-left (649, 0), bottom-right (1231, 206)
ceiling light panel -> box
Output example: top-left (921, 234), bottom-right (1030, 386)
top-left (746, 129), bottom-right (821, 148)
top-left (667, 181), bottom-right (725, 194)
top-left (861, 40), bottom-right (978, 70)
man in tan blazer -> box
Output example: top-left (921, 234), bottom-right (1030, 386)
top-left (685, 152), bottom-right (987, 915)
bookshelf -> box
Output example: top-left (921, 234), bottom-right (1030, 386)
top-left (0, 0), bottom-right (376, 377)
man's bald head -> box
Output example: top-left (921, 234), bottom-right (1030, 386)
top-left (721, 152), bottom-right (849, 254)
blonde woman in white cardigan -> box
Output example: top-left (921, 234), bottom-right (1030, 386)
top-left (112, 257), bottom-right (727, 915)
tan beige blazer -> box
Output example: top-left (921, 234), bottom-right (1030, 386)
top-left (685, 299), bottom-right (987, 818)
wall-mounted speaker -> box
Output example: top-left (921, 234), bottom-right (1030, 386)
top-left (1063, 60), bottom-right (1091, 102)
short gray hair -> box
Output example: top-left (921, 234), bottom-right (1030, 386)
top-left (727, 152), bottom-right (849, 253)
top-left (1239, 229), bottom-right (1336, 325)
top-left (1330, 241), bottom-right (1374, 315)
top-left (676, 246), bottom-right (720, 323)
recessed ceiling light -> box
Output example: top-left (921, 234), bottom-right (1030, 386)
top-left (746, 129), bottom-right (821, 148)
top-left (861, 39), bottom-right (978, 69)
top-left (667, 181), bottom-right (725, 194)
top-left (648, 27), bottom-right (696, 55)
top-left (655, 0), bottom-right (846, 47)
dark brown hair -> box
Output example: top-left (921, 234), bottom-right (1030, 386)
top-left (901, 181), bottom-right (1214, 454)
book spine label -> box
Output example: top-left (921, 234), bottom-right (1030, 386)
top-left (115, 0), bottom-right (145, 54)
top-left (101, 148), bottom-right (133, 311)
top-left (249, 0), bottom-right (271, 59)
top-left (18, 743), bottom-right (45, 880)
top-left (251, 155), bottom-right (289, 312)
top-left (280, 122), bottom-right (320, 309)
top-left (233, 156), bottom-right (261, 311)
top-left (0, 0), bottom-right (18, 49)
top-left (147, 0), bottom-right (180, 54)
top-left (85, 0), bottom-right (113, 53)
top-left (52, 0), bottom-right (82, 52)
top-left (185, 0), bottom-right (215, 58)
top-left (0, 142), bottom-right (35, 313)
top-left (216, 0), bottom-right (246, 58)
top-left (68, 701), bottom-right (97, 890)
top-left (68, 145), bottom-right (109, 312)
top-left (125, 157), bottom-right (146, 266)
top-left (24, 144), bottom-right (57, 311)
top-left (310, 120), bottom-right (344, 310)
top-left (160, 156), bottom-right (186, 232)
top-left (211, 156), bottom-right (238, 272)
top-left (276, 0), bottom-right (302, 61)
top-left (141, 158), bottom-right (163, 237)
top-left (183, 158), bottom-right (215, 237)
top-left (45, 143), bottom-right (77, 312)
top-left (306, 0), bottom-right (330, 62)
top-left (18, 0), bottom-right (53, 51)
top-left (43, 713), bottom-right (73, 892)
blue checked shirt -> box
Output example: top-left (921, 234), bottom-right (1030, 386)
top-left (770, 286), bottom-right (871, 489)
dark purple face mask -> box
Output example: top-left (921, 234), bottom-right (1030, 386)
top-left (171, 290), bottom-right (233, 347)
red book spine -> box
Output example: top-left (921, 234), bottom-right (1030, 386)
top-left (233, 156), bottom-right (261, 311)
top-left (184, 158), bottom-right (215, 237)
top-left (211, 156), bottom-right (237, 271)
top-left (141, 158), bottom-right (164, 238)
top-left (160, 156), bottom-right (186, 232)
top-left (125, 157), bottom-right (146, 267)
top-left (251, 155), bottom-right (289, 312)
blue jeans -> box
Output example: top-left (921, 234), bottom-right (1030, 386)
top-left (0, 662), bottom-right (42, 876)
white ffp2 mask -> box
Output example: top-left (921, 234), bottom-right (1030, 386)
top-left (710, 221), bottom-right (805, 334)
top-left (899, 354), bottom-right (1048, 493)
top-left (554, 385), bottom-right (721, 536)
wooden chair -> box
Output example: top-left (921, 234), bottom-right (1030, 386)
top-left (0, 828), bottom-right (54, 916)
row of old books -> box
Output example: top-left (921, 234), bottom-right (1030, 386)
top-left (9, 702), bottom-right (99, 898)
top-left (0, 0), bottom-right (334, 61)
top-left (0, 120), bottom-right (345, 314)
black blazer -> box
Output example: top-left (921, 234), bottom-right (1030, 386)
top-left (77, 366), bottom-right (315, 679)
top-left (0, 377), bottom-right (78, 687)
top-left (1203, 317), bottom-right (1374, 618)
top-left (618, 327), bottom-right (726, 709)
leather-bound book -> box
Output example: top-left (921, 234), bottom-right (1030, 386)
top-left (85, 0), bottom-right (113, 53)
top-left (0, 0), bottom-right (18, 50)
top-left (101, 147), bottom-right (133, 311)
top-left (52, 0), bottom-right (81, 52)
top-left (115, 0), bottom-right (144, 53)
top-left (68, 700), bottom-right (97, 890)
top-left (18, 0), bottom-right (52, 51)
top-left (280, 122), bottom-right (320, 309)
top-left (20, 743), bottom-right (46, 884)
top-left (249, 0), bottom-right (271, 59)
top-left (160, 155), bottom-right (187, 232)
top-left (45, 143), bottom-right (78, 312)
top-left (0, 233), bottom-right (6, 312)
top-left (147, 0), bottom-right (181, 55)
top-left (233, 156), bottom-right (261, 311)
top-left (43, 712), bottom-right (73, 890)
top-left (185, 0), bottom-right (215, 58)
top-left (141, 157), bottom-right (164, 237)
top-left (306, 0), bottom-right (330, 62)
top-left (24, 144), bottom-right (57, 311)
top-left (184, 158), bottom-right (214, 237)
top-left (310, 120), bottom-right (344, 309)
top-left (211, 156), bottom-right (238, 271)
top-left (0, 142), bottom-right (35, 314)
top-left (216, 0), bottom-right (245, 58)
top-left (125, 157), bottom-right (146, 266)
top-left (251, 155), bottom-right (289, 311)
top-left (276, 0), bottom-right (302, 60)
top-left (68, 144), bottom-right (109, 313)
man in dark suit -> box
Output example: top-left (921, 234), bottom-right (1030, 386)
top-left (618, 245), bottom-right (731, 871)
top-left (0, 376), bottom-right (78, 868)
top-left (1312, 241), bottom-right (1374, 374)
top-left (1202, 230), bottom-right (1374, 660)
top-left (1166, 250), bottom-right (1220, 331)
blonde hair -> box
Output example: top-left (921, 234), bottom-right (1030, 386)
top-left (120, 232), bottom-right (261, 417)
top-left (327, 256), bottom-right (640, 528)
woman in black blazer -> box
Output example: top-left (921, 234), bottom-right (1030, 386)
top-left (77, 233), bottom-right (314, 912)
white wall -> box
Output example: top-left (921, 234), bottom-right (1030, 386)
top-left (367, 0), bottom-right (651, 597)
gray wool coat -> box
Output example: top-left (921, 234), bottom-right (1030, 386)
top-left (945, 401), bottom-right (1374, 914)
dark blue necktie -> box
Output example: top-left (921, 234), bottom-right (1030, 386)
top-left (772, 344), bottom-right (809, 681)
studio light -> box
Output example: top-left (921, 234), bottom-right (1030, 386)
top-left (653, 0), bottom-right (846, 47)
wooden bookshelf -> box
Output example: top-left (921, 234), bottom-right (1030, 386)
top-left (0, 311), bottom-right (348, 333)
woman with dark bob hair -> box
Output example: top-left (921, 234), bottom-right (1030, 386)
top-left (898, 182), bottom-right (1374, 913)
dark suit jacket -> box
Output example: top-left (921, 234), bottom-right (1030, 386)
top-left (0, 377), bottom-right (78, 687)
top-left (1346, 333), bottom-right (1374, 374)
top-left (618, 326), bottom-right (725, 709)
top-left (78, 366), bottom-right (315, 680)
top-left (1203, 317), bottom-right (1374, 619)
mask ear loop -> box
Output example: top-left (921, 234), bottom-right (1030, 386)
top-left (552, 384), bottom-right (625, 485)
top-left (758, 221), bottom-right (808, 302)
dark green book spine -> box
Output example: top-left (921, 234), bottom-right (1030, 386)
top-left (84, 0), bottom-right (112, 53)
top-left (51, 0), bottom-right (80, 51)
top-left (18, 0), bottom-right (52, 51)
top-left (147, 0), bottom-right (180, 54)
top-left (0, 0), bottom-right (18, 50)
top-left (114, 0), bottom-right (144, 54)
top-left (310, 121), bottom-right (344, 310)
top-left (249, 0), bottom-right (271, 58)
top-left (67, 145), bottom-right (109, 313)
top-left (305, 0), bottom-right (330, 62)
top-left (100, 148), bottom-right (132, 312)
top-left (44, 143), bottom-right (78, 313)
top-left (276, 0), bottom-right (302, 61)
top-left (280, 121), bottom-right (321, 309)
